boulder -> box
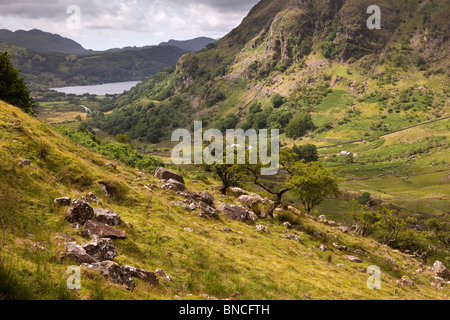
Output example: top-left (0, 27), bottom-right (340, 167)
top-left (84, 220), bottom-right (126, 239)
top-left (217, 203), bottom-right (250, 222)
top-left (178, 190), bottom-right (215, 207)
top-left (66, 198), bottom-right (94, 225)
top-left (319, 244), bottom-right (329, 252)
top-left (318, 215), bottom-right (328, 224)
top-left (99, 183), bottom-right (111, 198)
top-left (94, 208), bottom-right (121, 226)
top-left (82, 237), bottom-right (117, 262)
top-left (198, 201), bottom-right (218, 219)
top-left (228, 187), bottom-right (249, 197)
top-left (18, 158), bottom-right (31, 167)
top-left (398, 276), bottom-right (414, 287)
top-left (81, 261), bottom-right (135, 290)
top-left (88, 192), bottom-right (99, 204)
top-left (337, 226), bottom-right (349, 233)
top-left (433, 261), bottom-right (450, 280)
top-left (238, 194), bottom-right (263, 210)
top-left (155, 269), bottom-right (171, 281)
top-left (161, 179), bottom-right (187, 192)
top-left (63, 242), bottom-right (97, 264)
top-left (343, 255), bottom-right (362, 263)
top-left (54, 197), bottom-right (71, 206)
top-left (256, 225), bottom-right (270, 233)
top-left (283, 234), bottom-right (302, 242)
top-left (123, 265), bottom-right (159, 286)
top-left (154, 167), bottom-right (185, 184)
top-left (283, 222), bottom-right (292, 229)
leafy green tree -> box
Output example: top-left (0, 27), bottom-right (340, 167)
top-left (357, 192), bottom-right (375, 206)
top-left (0, 52), bottom-right (37, 115)
top-left (287, 161), bottom-right (340, 214)
top-left (292, 144), bottom-right (319, 162)
top-left (245, 150), bottom-right (298, 218)
top-left (285, 113), bottom-right (316, 138)
top-left (352, 204), bottom-right (382, 237)
top-left (271, 93), bottom-right (285, 109)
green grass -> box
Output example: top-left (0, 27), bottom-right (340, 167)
top-left (1, 100), bottom-right (449, 300)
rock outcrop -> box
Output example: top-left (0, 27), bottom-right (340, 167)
top-left (66, 198), bottom-right (94, 225)
top-left (82, 237), bottom-right (118, 262)
top-left (94, 208), bottom-right (121, 226)
top-left (217, 203), bottom-right (250, 222)
top-left (155, 167), bottom-right (185, 184)
top-left (84, 220), bottom-right (126, 239)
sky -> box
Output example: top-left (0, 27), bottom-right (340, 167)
top-left (0, 0), bottom-right (260, 50)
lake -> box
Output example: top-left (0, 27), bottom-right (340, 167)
top-left (50, 81), bottom-right (141, 96)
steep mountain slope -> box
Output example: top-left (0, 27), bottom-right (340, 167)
top-left (0, 29), bottom-right (88, 55)
top-left (0, 99), bottom-right (448, 300)
top-left (89, 0), bottom-right (449, 221)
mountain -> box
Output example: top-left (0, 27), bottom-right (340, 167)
top-left (90, 0), bottom-right (449, 229)
top-left (0, 98), bottom-right (449, 300)
top-left (1, 43), bottom-right (188, 88)
top-left (0, 29), bottom-right (88, 55)
top-left (158, 37), bottom-right (217, 52)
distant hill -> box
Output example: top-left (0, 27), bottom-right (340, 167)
top-left (158, 37), bottom-right (216, 52)
top-left (1, 42), bottom-right (188, 88)
top-left (0, 29), bottom-right (88, 54)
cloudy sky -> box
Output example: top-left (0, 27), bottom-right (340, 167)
top-left (0, 0), bottom-right (260, 50)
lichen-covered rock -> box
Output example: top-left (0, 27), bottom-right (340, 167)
top-left (433, 261), bottom-right (450, 281)
top-left (94, 208), bottom-right (121, 226)
top-left (161, 179), bottom-right (187, 192)
top-left (123, 265), bottom-right (159, 286)
top-left (84, 220), bottom-right (126, 239)
top-left (217, 203), bottom-right (250, 222)
top-left (63, 242), bottom-right (97, 264)
top-left (228, 187), bottom-right (249, 197)
top-left (283, 234), bottom-right (302, 242)
top-left (82, 237), bottom-right (117, 262)
top-left (81, 261), bottom-right (135, 290)
top-left (54, 197), bottom-right (71, 206)
top-left (155, 167), bottom-right (185, 184)
top-left (343, 255), bottom-right (362, 263)
top-left (256, 225), bottom-right (270, 233)
top-left (66, 198), bottom-right (94, 225)
top-left (88, 192), bottom-right (99, 204)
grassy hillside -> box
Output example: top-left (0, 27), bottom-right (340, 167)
top-left (1, 99), bottom-right (448, 300)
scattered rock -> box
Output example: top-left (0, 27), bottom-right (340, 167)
top-left (228, 187), bottom-right (248, 197)
top-left (231, 292), bottom-right (241, 299)
top-left (81, 261), bottom-right (135, 290)
top-left (283, 222), bottom-right (292, 229)
top-left (64, 242), bottom-right (97, 264)
top-left (343, 255), bottom-right (362, 263)
top-left (82, 237), bottom-right (117, 262)
top-left (283, 234), bottom-right (302, 242)
top-left (256, 225), bottom-right (270, 233)
top-left (386, 256), bottom-right (399, 269)
top-left (99, 183), bottom-right (111, 198)
top-left (319, 244), bottom-right (329, 252)
top-left (154, 167), bottom-right (185, 184)
top-left (398, 276), bottom-right (414, 287)
top-left (217, 203), bottom-right (250, 222)
top-left (327, 221), bottom-right (337, 227)
top-left (337, 226), bottom-right (349, 233)
top-left (18, 158), bottom-right (31, 167)
top-left (33, 244), bottom-right (49, 253)
top-left (94, 208), bottom-right (121, 226)
top-left (333, 243), bottom-right (349, 252)
top-left (184, 228), bottom-right (194, 233)
top-left (178, 190), bottom-right (215, 208)
top-left (70, 222), bottom-right (82, 230)
top-left (88, 192), bottom-right (99, 204)
top-left (161, 179), bottom-right (187, 192)
top-left (54, 197), bottom-right (71, 206)
top-left (433, 261), bottom-right (450, 281)
top-left (84, 220), bottom-right (126, 239)
top-left (318, 215), bottom-right (328, 224)
top-left (188, 202), bottom-right (197, 211)
top-left (336, 264), bottom-right (345, 268)
top-left (106, 163), bottom-right (117, 170)
top-left (431, 277), bottom-right (446, 290)
top-left (123, 265), bottom-right (159, 286)
top-left (198, 201), bottom-right (218, 219)
top-left (238, 194), bottom-right (264, 211)
top-left (66, 198), bottom-right (95, 225)
top-left (155, 269), bottom-right (171, 281)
